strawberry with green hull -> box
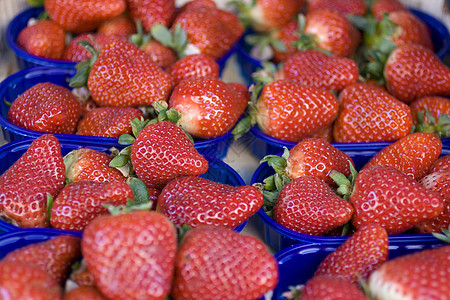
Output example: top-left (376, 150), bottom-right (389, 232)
top-left (410, 96), bottom-right (450, 139)
top-left (63, 33), bottom-right (118, 63)
top-left (301, 275), bottom-right (369, 300)
top-left (370, 0), bottom-right (408, 20)
top-left (167, 54), bottom-right (220, 85)
top-left (127, 0), bottom-right (175, 32)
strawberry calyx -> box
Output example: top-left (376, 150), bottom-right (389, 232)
top-left (150, 24), bottom-right (189, 59)
top-left (46, 193), bottom-right (54, 220)
top-left (291, 14), bottom-right (332, 55)
top-left (231, 82), bottom-right (262, 140)
top-left (244, 31), bottom-right (287, 59)
top-left (412, 108), bottom-right (450, 139)
top-left (129, 20), bottom-right (152, 48)
top-left (69, 40), bottom-right (99, 89)
top-left (228, 0), bottom-right (256, 31)
top-left (280, 285), bottom-right (303, 300)
top-left (329, 161), bottom-right (359, 201)
top-left (432, 224), bottom-right (450, 244)
top-left (27, 0), bottom-right (44, 6)
top-left (104, 177), bottom-right (152, 215)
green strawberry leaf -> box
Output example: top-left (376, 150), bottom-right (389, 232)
top-left (109, 154), bottom-right (130, 168)
top-left (432, 224), bottom-right (450, 244)
top-left (129, 177), bottom-right (149, 206)
top-left (46, 193), bottom-right (54, 220)
top-left (104, 202), bottom-right (152, 216)
top-left (27, 0), bottom-right (44, 6)
top-left (262, 189), bottom-right (280, 209)
top-left (69, 40), bottom-right (99, 88)
top-left (151, 24), bottom-right (173, 47)
top-left (232, 115), bottom-right (253, 140)
top-left (119, 134), bottom-right (135, 145)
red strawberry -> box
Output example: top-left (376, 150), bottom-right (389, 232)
top-left (276, 49), bottom-right (359, 92)
top-left (64, 286), bottom-right (107, 300)
top-left (370, 0), bottom-right (408, 20)
top-left (77, 106), bottom-right (143, 138)
top-left (63, 33), bottom-right (116, 63)
top-left (315, 224), bottom-right (389, 284)
top-left (172, 226), bottom-right (279, 300)
top-left (64, 148), bottom-right (126, 184)
top-left (97, 14), bottom-right (137, 40)
top-left (131, 121), bottom-right (209, 188)
top-left (167, 54), bottom-right (220, 85)
top-left (349, 165), bottom-right (444, 234)
top-left (333, 83), bottom-right (413, 143)
top-left (50, 180), bottom-right (133, 231)
top-left (156, 175), bottom-right (263, 228)
top-left (3, 235), bottom-right (81, 284)
top-left (410, 96), bottom-right (450, 125)
top-left (363, 132), bottom-right (442, 180)
top-left (274, 176), bottom-right (354, 235)
top-left (44, 0), bottom-right (127, 33)
top-left (302, 275), bottom-right (369, 300)
top-left (168, 77), bottom-right (248, 138)
top-left (17, 20), bottom-right (65, 59)
top-left (309, 124), bottom-right (334, 142)
top-left (0, 134), bottom-right (65, 227)
top-left (0, 260), bottom-right (62, 300)
top-left (430, 155), bottom-right (450, 172)
top-left (141, 40), bottom-right (178, 69)
top-left (7, 82), bottom-right (82, 134)
top-left (127, 0), bottom-right (175, 32)
top-left (307, 0), bottom-right (367, 16)
top-left (82, 210), bottom-right (177, 299)
top-left (71, 262), bottom-right (95, 287)
top-left (368, 245), bottom-right (450, 299)
top-left (416, 170), bottom-right (450, 233)
top-left (387, 11), bottom-right (433, 50)
top-left (384, 44), bottom-right (450, 103)
top-left (270, 20), bottom-right (300, 62)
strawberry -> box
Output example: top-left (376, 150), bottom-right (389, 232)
top-left (332, 83), bottom-right (413, 143)
top-left (363, 132), bottom-right (442, 180)
top-left (349, 165), bottom-right (444, 234)
top-left (273, 176), bottom-right (354, 235)
top-left (430, 155), bottom-right (450, 172)
top-left (82, 210), bottom-right (177, 300)
top-left (301, 275), bottom-right (369, 300)
top-left (370, 0), bottom-right (408, 20)
top-left (0, 134), bottom-right (65, 228)
top-left (309, 124), bottom-right (334, 142)
top-left (3, 235), bottom-right (81, 284)
top-left (140, 40), bottom-right (178, 69)
top-left (156, 175), bottom-right (263, 228)
top-left (62, 33), bottom-right (116, 63)
top-left (0, 260), bottom-right (62, 300)
top-left (64, 148), bottom-right (126, 184)
top-left (50, 180), bottom-right (133, 231)
top-left (410, 96), bottom-right (450, 138)
top-left (168, 77), bottom-right (248, 138)
top-left (97, 14), bottom-right (137, 40)
top-left (17, 20), bottom-right (65, 59)
top-left (384, 44), bottom-right (450, 103)
top-left (77, 106), bottom-right (143, 138)
top-left (64, 286), bottom-right (107, 300)
top-left (127, 0), bottom-right (175, 32)
top-left (172, 226), bottom-right (279, 300)
top-left (368, 245), bottom-right (450, 299)
top-left (130, 121), bottom-right (209, 189)
top-left (315, 224), bottom-right (389, 284)
top-left (270, 20), bottom-right (300, 62)
top-left (167, 54), bottom-right (220, 86)
top-left (307, 0), bottom-right (367, 16)
top-left (7, 82), bottom-right (82, 134)
top-left (44, 0), bottom-right (127, 33)
top-left (71, 261), bottom-right (95, 287)
top-left (276, 49), bottom-right (359, 92)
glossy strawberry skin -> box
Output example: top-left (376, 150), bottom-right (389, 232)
top-left (363, 132), bottom-right (442, 180)
top-left (8, 82), bottom-right (82, 134)
top-left (50, 180), bottom-right (133, 231)
top-left (63, 33), bottom-right (116, 62)
top-left (64, 286), bottom-right (107, 300)
top-left (87, 39), bottom-right (174, 107)
top-left (97, 14), bottom-right (137, 40)
top-left (77, 106), bottom-right (143, 138)
top-left (302, 275), bottom-right (369, 300)
top-left (388, 11), bottom-right (433, 50)
top-left (168, 54), bottom-right (220, 85)
top-left (0, 134), bottom-right (65, 228)
top-left (82, 211), bottom-right (177, 300)
top-left (248, 0), bottom-right (305, 32)
top-left (277, 50), bottom-right (359, 92)
top-left (384, 45), bottom-right (450, 103)
top-left (44, 0), bottom-right (126, 34)
top-left (410, 96), bottom-right (450, 126)
top-left (141, 40), bottom-right (178, 69)
top-left (315, 224), bottom-right (389, 284)
top-left (371, 0), bottom-right (408, 20)
top-left (127, 0), bottom-right (175, 32)
top-left (350, 165), bottom-right (444, 234)
top-left (3, 235), bottom-right (81, 284)
top-left (333, 83), bottom-right (413, 143)
top-left (17, 20), bottom-right (65, 59)
top-left (131, 121), bottom-right (209, 189)
top-left (172, 226), bottom-right (279, 300)
top-left (271, 20), bottom-right (300, 62)
top-left (274, 176), bottom-right (354, 235)
top-left (157, 175), bottom-right (263, 228)
top-left (368, 245), bottom-right (450, 299)
top-left (430, 155), bottom-right (450, 172)
top-left (307, 0), bottom-right (366, 16)
top-left (256, 80), bottom-right (339, 142)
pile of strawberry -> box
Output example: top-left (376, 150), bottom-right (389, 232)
top-left (233, 0), bottom-right (450, 143)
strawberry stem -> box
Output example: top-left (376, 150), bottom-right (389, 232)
top-left (46, 193), bottom-right (53, 220)
top-left (69, 40), bottom-right (99, 88)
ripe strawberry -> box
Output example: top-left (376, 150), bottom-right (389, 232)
top-left (168, 77), bottom-right (248, 138)
top-left (7, 82), bottom-right (82, 134)
top-left (309, 124), bottom-right (334, 142)
top-left (82, 210), bottom-right (177, 299)
top-left (127, 0), bottom-right (175, 32)
top-left (430, 155), bottom-right (450, 172)
top-left (349, 165), bottom-right (444, 234)
top-left (44, 0), bottom-right (127, 33)
top-left (270, 20), bottom-right (300, 62)
top-left (363, 132), bottom-right (442, 180)
top-left (0, 260), bottom-right (62, 300)
top-left (77, 106), bottom-right (143, 138)
top-left (50, 180), bottom-right (133, 231)
top-left (64, 286), bottom-right (107, 300)
top-left (157, 175), bottom-right (263, 228)
top-left (97, 14), bottom-right (137, 40)
top-left (172, 226), bottom-right (279, 300)
top-left (0, 134), bottom-right (65, 228)
top-left (63, 33), bottom-right (116, 62)
top-left (64, 148), bottom-right (126, 184)
top-left (131, 121), bottom-right (209, 189)
top-left (273, 176), bottom-right (354, 235)
top-left (315, 224), bottom-right (389, 284)
top-left (167, 53), bottom-right (220, 85)
top-left (302, 275), bottom-right (369, 300)
top-left (276, 49), bottom-right (359, 92)
top-left (410, 96), bottom-right (450, 125)
top-left (370, 0), bottom-right (408, 20)
top-left (333, 83), bottom-right (413, 143)
top-left (71, 261), bottom-right (95, 287)
top-left (368, 245), bottom-right (450, 299)
top-left (384, 44), bottom-right (450, 103)
top-left (386, 11), bottom-right (433, 50)
top-left (307, 0), bottom-right (367, 16)
top-left (140, 40), bottom-right (178, 69)
top-left (3, 235), bottom-right (81, 284)
top-left (17, 20), bottom-right (65, 59)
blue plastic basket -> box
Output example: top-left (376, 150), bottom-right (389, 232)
top-left (250, 145), bottom-right (450, 252)
top-left (0, 138), bottom-right (247, 234)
